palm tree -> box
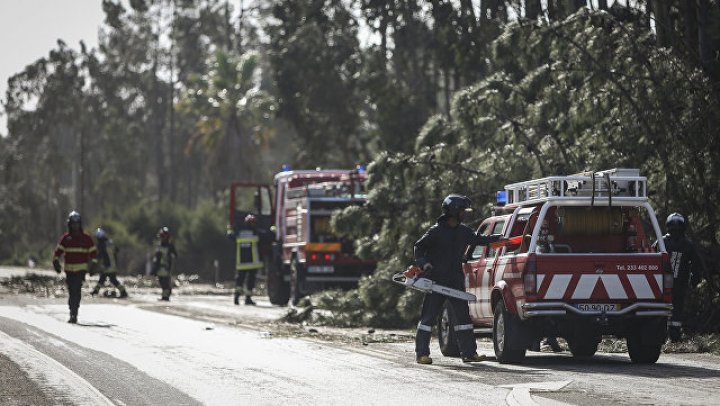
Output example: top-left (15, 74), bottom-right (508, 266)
top-left (179, 50), bottom-right (276, 189)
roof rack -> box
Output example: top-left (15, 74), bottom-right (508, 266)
top-left (504, 168), bottom-right (647, 206)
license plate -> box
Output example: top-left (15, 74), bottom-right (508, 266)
top-left (574, 303), bottom-right (619, 312)
top-left (307, 265), bottom-right (334, 274)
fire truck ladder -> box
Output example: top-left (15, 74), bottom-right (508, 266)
top-left (504, 168), bottom-right (648, 206)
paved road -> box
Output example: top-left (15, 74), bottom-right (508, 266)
top-left (1, 270), bottom-right (720, 405)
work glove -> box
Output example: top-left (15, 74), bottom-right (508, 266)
top-left (422, 263), bottom-right (433, 277)
top-left (88, 262), bottom-right (98, 276)
top-left (691, 271), bottom-right (702, 286)
top-left (53, 259), bottom-right (62, 274)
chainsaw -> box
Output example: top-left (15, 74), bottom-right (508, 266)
top-left (392, 265), bottom-right (477, 301)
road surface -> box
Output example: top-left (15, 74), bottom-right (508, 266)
top-left (1, 268), bottom-right (720, 405)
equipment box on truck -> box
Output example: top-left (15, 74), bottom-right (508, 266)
top-left (437, 169), bottom-right (673, 364)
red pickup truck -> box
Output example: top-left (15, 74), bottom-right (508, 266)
top-left (437, 169), bottom-right (673, 364)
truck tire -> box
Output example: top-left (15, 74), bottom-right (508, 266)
top-left (568, 338), bottom-right (599, 358)
top-left (266, 264), bottom-right (290, 306)
top-left (437, 300), bottom-right (460, 357)
top-left (290, 259), bottom-right (305, 306)
top-left (493, 301), bottom-right (526, 364)
top-left (627, 319), bottom-right (665, 364)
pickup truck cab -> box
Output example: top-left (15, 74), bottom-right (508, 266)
top-left (437, 169), bottom-right (672, 364)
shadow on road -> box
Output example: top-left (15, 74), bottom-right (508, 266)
top-left (505, 353), bottom-right (720, 379)
top-left (76, 322), bottom-right (115, 328)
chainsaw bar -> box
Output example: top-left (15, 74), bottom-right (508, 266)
top-left (392, 273), bottom-right (477, 301)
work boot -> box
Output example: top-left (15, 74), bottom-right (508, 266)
top-left (244, 296), bottom-right (256, 306)
top-left (159, 297), bottom-right (170, 302)
top-left (119, 289), bottom-right (128, 299)
top-left (461, 353), bottom-right (487, 363)
top-left (416, 355), bottom-right (433, 365)
top-left (91, 288), bottom-right (100, 297)
top-left (68, 314), bottom-right (78, 324)
top-left (234, 292), bottom-right (240, 305)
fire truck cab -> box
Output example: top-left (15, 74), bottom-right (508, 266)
top-left (229, 168), bottom-right (376, 306)
top-left (437, 169), bottom-right (673, 364)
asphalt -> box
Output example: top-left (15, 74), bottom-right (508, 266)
top-left (0, 352), bottom-right (55, 406)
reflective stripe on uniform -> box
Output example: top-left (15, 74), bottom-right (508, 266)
top-left (669, 321), bottom-right (683, 327)
top-left (236, 236), bottom-right (262, 271)
top-left (63, 247), bottom-right (92, 253)
top-left (64, 263), bottom-right (89, 272)
top-left (453, 324), bottom-right (474, 332)
top-left (417, 323), bottom-right (432, 332)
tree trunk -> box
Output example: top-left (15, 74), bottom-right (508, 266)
top-left (526, 0), bottom-right (542, 19)
top-left (697, 0), bottom-right (714, 73)
top-left (652, 0), bottom-right (671, 47)
top-left (681, 0), bottom-right (699, 62)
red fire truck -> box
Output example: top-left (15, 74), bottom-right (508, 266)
top-left (229, 168), bottom-right (376, 306)
top-left (436, 169), bottom-right (672, 364)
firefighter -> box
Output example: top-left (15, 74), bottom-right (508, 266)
top-left (53, 211), bottom-right (98, 324)
top-left (91, 228), bottom-right (128, 298)
top-left (152, 227), bottom-right (177, 301)
top-left (232, 214), bottom-right (265, 305)
top-left (662, 213), bottom-right (703, 342)
top-left (413, 194), bottom-right (503, 364)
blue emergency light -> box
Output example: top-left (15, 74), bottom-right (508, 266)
top-left (357, 164), bottom-right (366, 174)
top-left (281, 164), bottom-right (291, 172)
top-left (496, 190), bottom-right (507, 206)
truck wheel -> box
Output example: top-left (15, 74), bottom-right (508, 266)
top-left (290, 259), bottom-right (304, 306)
top-left (627, 320), bottom-right (665, 364)
top-left (437, 300), bottom-right (460, 357)
top-left (493, 301), bottom-right (526, 364)
top-left (568, 339), bottom-right (598, 358)
top-left (266, 264), bottom-right (289, 306)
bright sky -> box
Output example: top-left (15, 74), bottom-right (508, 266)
top-left (0, 1), bottom-right (105, 136)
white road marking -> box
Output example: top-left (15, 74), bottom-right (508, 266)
top-left (0, 305), bottom-right (512, 405)
top-left (0, 330), bottom-right (115, 406)
top-left (501, 381), bottom-right (573, 406)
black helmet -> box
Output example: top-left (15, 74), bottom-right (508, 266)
top-left (666, 212), bottom-right (686, 236)
top-left (441, 194), bottom-right (473, 218)
top-left (67, 211), bottom-right (82, 231)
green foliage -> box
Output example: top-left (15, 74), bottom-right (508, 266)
top-left (89, 198), bottom-right (233, 280)
top-left (329, 9), bottom-right (720, 328)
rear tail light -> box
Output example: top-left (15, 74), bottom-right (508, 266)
top-left (524, 253), bottom-right (537, 294)
top-left (661, 252), bottom-right (673, 302)
top-left (308, 253), bottom-right (335, 262)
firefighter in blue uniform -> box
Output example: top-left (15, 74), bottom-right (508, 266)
top-left (661, 213), bottom-right (704, 342)
top-left (413, 194), bottom-right (503, 364)
top-left (152, 227), bottom-right (177, 301)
